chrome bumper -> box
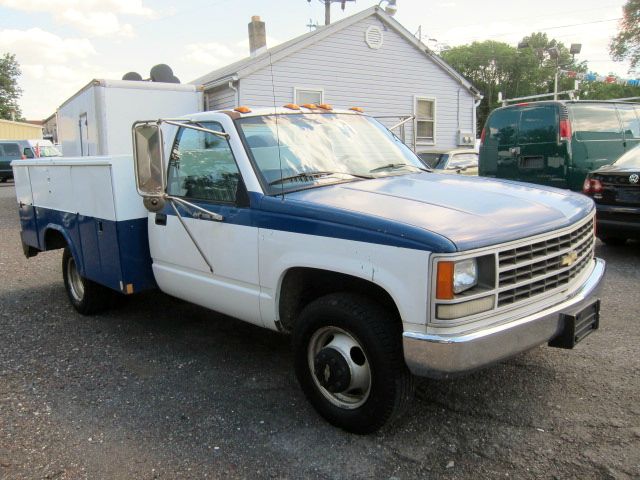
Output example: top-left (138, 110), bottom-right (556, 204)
top-left (403, 258), bottom-right (606, 378)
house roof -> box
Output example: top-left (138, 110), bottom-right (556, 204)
top-left (191, 6), bottom-right (480, 97)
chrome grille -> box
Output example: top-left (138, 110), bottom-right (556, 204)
top-left (497, 218), bottom-right (595, 307)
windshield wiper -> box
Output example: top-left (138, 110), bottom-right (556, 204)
top-left (370, 163), bottom-right (429, 173)
top-left (268, 171), bottom-right (373, 186)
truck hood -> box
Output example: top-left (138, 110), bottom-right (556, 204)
top-left (285, 173), bottom-right (594, 251)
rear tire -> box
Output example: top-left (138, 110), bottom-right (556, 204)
top-left (292, 293), bottom-right (414, 434)
top-left (62, 247), bottom-right (117, 315)
top-left (598, 235), bottom-right (626, 246)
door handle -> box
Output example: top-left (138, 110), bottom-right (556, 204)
top-left (193, 211), bottom-right (220, 221)
top-left (155, 213), bottom-right (167, 226)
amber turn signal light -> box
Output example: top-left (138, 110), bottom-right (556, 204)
top-left (436, 261), bottom-right (455, 300)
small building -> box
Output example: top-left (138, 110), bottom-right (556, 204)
top-left (192, 6), bottom-right (481, 153)
top-left (42, 113), bottom-right (58, 143)
top-left (0, 118), bottom-right (43, 140)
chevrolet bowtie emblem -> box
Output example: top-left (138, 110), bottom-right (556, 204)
top-left (561, 251), bottom-right (578, 267)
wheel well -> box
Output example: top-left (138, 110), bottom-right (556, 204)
top-left (278, 268), bottom-right (400, 333)
top-left (44, 229), bottom-right (68, 251)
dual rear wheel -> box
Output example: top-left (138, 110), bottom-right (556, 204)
top-left (62, 247), bottom-right (122, 315)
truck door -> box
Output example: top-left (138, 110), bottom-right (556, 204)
top-left (148, 122), bottom-right (262, 326)
top-left (517, 104), bottom-right (567, 188)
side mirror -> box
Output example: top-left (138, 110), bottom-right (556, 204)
top-left (132, 122), bottom-right (165, 199)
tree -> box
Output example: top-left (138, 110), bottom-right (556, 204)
top-left (610, 0), bottom-right (640, 72)
top-left (441, 34), bottom-right (584, 130)
top-left (0, 53), bottom-right (23, 120)
top-left (578, 81), bottom-right (640, 100)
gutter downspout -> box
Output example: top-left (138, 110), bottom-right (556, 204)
top-left (473, 95), bottom-right (483, 139)
top-left (228, 80), bottom-right (239, 106)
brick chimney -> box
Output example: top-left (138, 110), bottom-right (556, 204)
top-left (248, 15), bottom-right (267, 57)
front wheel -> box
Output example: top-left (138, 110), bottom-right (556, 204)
top-left (292, 293), bottom-right (414, 434)
top-left (62, 247), bottom-right (116, 315)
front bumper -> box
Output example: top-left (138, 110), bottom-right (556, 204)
top-left (403, 257), bottom-right (606, 378)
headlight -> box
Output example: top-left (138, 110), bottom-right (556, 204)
top-left (436, 258), bottom-right (478, 299)
top-left (453, 259), bottom-right (477, 294)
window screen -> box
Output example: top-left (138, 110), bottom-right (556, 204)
top-left (295, 89), bottom-right (323, 105)
top-left (167, 122), bottom-right (240, 203)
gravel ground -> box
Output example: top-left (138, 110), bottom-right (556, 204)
top-left (0, 181), bottom-right (639, 480)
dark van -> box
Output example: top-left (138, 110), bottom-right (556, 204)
top-left (479, 101), bottom-right (640, 191)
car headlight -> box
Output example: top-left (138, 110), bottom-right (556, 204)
top-left (436, 258), bottom-right (478, 299)
top-left (453, 259), bottom-right (478, 294)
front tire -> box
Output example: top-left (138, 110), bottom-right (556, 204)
top-left (62, 247), bottom-right (115, 315)
top-left (292, 293), bottom-right (414, 434)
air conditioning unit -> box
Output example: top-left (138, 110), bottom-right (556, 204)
top-left (458, 131), bottom-right (475, 146)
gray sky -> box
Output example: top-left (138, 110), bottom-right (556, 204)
top-left (0, 0), bottom-right (633, 119)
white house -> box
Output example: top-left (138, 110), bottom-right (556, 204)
top-left (192, 6), bottom-right (482, 153)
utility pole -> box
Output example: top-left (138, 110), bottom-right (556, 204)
top-left (309, 0), bottom-right (355, 26)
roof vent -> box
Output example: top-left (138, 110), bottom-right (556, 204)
top-left (365, 25), bottom-right (383, 50)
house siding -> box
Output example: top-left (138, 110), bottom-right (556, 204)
top-left (236, 16), bottom-right (475, 151)
top-left (205, 85), bottom-right (237, 111)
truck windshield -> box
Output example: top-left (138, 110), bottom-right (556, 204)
top-left (37, 146), bottom-right (62, 157)
top-left (236, 113), bottom-right (426, 194)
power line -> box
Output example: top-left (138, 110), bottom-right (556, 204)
top-left (458, 18), bottom-right (622, 42)
top-left (428, 6), bottom-right (621, 34)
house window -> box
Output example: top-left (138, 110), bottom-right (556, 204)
top-left (295, 88), bottom-right (323, 105)
top-left (415, 97), bottom-right (436, 144)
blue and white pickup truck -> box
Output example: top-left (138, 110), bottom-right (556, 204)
top-left (12, 106), bottom-right (606, 433)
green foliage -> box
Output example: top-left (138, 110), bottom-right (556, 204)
top-left (0, 53), bottom-right (23, 121)
top-left (441, 33), bottom-right (584, 130)
top-left (609, 0), bottom-right (640, 72)
top-left (579, 81), bottom-right (640, 100)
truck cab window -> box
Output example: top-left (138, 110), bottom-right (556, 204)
top-left (167, 122), bottom-right (240, 203)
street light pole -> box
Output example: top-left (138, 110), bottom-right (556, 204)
top-left (554, 59), bottom-right (559, 100)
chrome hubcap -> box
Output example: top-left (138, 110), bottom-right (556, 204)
top-left (308, 326), bottom-right (371, 409)
top-left (67, 255), bottom-right (84, 302)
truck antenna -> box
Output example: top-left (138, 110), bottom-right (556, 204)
top-left (268, 50), bottom-right (285, 200)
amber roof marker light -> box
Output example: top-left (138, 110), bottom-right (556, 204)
top-left (234, 106), bottom-right (252, 113)
top-left (283, 103), bottom-right (301, 110)
top-left (317, 103), bottom-right (333, 110)
top-left (301, 103), bottom-right (318, 109)
top-left (349, 107), bottom-right (364, 113)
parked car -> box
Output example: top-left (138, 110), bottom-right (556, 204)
top-left (0, 139), bottom-right (62, 181)
top-left (479, 100), bottom-right (640, 191)
top-left (419, 149), bottom-right (478, 175)
top-left (583, 143), bottom-right (640, 245)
